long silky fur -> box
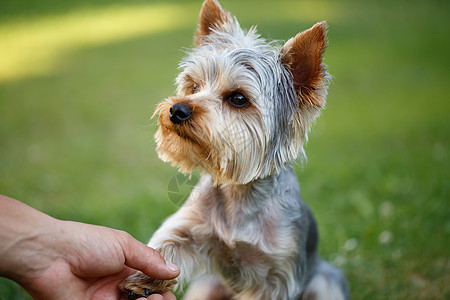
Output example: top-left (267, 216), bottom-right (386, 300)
top-left (121, 1), bottom-right (348, 299)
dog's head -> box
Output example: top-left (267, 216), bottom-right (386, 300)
top-left (155, 0), bottom-right (328, 185)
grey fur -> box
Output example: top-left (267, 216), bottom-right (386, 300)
top-left (121, 1), bottom-right (349, 299)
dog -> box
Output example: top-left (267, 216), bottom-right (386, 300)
top-left (120, 0), bottom-right (349, 299)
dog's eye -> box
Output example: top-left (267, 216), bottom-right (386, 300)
top-left (227, 92), bottom-right (249, 108)
top-left (191, 83), bottom-right (199, 94)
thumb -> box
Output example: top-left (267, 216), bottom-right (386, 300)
top-left (118, 231), bottom-right (180, 280)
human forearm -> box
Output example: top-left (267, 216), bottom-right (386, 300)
top-left (0, 195), bottom-right (61, 283)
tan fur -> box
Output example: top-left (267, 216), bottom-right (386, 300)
top-left (154, 99), bottom-right (214, 176)
top-left (118, 272), bottom-right (176, 295)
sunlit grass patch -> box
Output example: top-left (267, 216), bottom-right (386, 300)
top-left (0, 0), bottom-right (345, 83)
top-left (0, 3), bottom-right (196, 82)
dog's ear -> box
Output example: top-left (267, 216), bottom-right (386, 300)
top-left (195, 0), bottom-right (232, 46)
top-left (281, 21), bottom-right (328, 107)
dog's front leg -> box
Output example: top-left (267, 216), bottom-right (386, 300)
top-left (120, 208), bottom-right (203, 298)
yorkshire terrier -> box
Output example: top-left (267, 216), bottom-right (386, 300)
top-left (120, 0), bottom-right (349, 299)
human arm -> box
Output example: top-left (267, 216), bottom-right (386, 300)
top-left (0, 195), bottom-right (179, 300)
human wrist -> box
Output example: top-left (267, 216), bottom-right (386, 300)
top-left (1, 221), bottom-right (62, 282)
top-left (0, 196), bottom-right (63, 282)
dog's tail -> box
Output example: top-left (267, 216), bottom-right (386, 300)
top-left (301, 259), bottom-right (350, 300)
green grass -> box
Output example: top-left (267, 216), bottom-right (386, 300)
top-left (0, 0), bottom-right (449, 299)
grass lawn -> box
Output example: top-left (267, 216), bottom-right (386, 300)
top-left (0, 0), bottom-right (449, 298)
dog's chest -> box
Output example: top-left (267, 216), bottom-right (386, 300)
top-left (209, 202), bottom-right (279, 248)
top-left (206, 204), bottom-right (293, 266)
top-left (222, 241), bottom-right (270, 271)
top-left (207, 230), bottom-right (297, 294)
top-left (208, 236), bottom-right (273, 284)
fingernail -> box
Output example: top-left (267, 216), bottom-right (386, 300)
top-left (166, 262), bottom-right (179, 272)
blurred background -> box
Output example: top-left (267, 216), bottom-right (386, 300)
top-left (0, 0), bottom-right (449, 298)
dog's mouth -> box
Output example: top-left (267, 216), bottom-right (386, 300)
top-left (158, 113), bottom-right (212, 154)
top-left (158, 114), bottom-right (196, 142)
top-left (154, 100), bottom-right (216, 172)
top-left (156, 101), bottom-right (207, 143)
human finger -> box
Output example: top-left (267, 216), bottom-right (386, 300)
top-left (117, 231), bottom-right (180, 280)
top-left (160, 291), bottom-right (176, 300)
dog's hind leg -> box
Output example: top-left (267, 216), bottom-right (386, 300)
top-left (183, 274), bottom-right (234, 300)
top-left (300, 260), bottom-right (350, 300)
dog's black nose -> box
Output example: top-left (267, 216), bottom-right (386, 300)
top-left (169, 103), bottom-right (193, 124)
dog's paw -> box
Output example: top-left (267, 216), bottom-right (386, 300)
top-left (119, 271), bottom-right (177, 299)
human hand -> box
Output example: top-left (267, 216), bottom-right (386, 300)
top-left (31, 221), bottom-right (179, 300)
top-left (0, 195), bottom-right (179, 300)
